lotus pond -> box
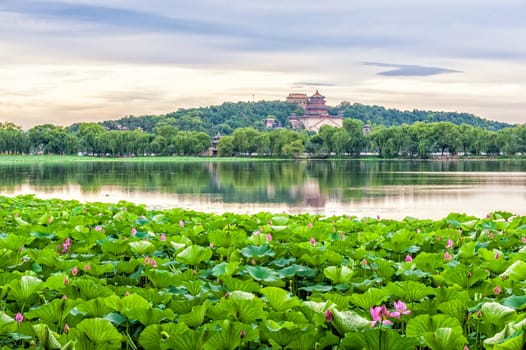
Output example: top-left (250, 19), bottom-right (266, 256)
top-left (0, 195), bottom-right (525, 350)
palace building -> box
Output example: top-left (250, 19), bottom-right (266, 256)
top-left (289, 90), bottom-right (344, 132)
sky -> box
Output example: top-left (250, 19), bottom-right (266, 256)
top-left (0, 0), bottom-right (525, 130)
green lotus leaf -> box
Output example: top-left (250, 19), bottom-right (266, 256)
top-left (145, 269), bottom-right (184, 289)
top-left (211, 261), bottom-right (240, 278)
top-left (386, 281), bottom-right (436, 302)
top-left (372, 258), bottom-right (396, 280)
top-left (501, 295), bottom-right (526, 310)
top-left (208, 228), bottom-right (246, 248)
top-left (269, 257), bottom-right (296, 267)
top-left (277, 264), bottom-right (316, 279)
top-left (349, 288), bottom-right (388, 310)
top-left (406, 314), bottom-right (463, 340)
top-left (437, 299), bottom-right (468, 324)
top-left (331, 308), bottom-right (370, 335)
top-left (413, 252), bottom-right (445, 273)
top-left (246, 265), bottom-right (279, 282)
top-left (480, 302), bottom-right (517, 330)
top-left (25, 298), bottom-right (74, 325)
top-left (179, 301), bottom-right (210, 328)
top-left (443, 264), bottom-right (488, 289)
top-left (221, 275), bottom-right (260, 292)
top-left (260, 286), bottom-right (301, 312)
top-left (211, 291), bottom-right (267, 323)
top-left (138, 324), bottom-right (162, 350)
top-left (104, 312), bottom-right (127, 326)
top-left (299, 283), bottom-right (333, 292)
top-left (484, 321), bottom-right (526, 350)
top-left (128, 240), bottom-right (155, 255)
top-left (382, 229), bottom-right (420, 254)
top-left (0, 311), bottom-right (17, 334)
top-left (264, 319), bottom-right (310, 347)
top-left (72, 278), bottom-right (114, 299)
top-left (183, 280), bottom-right (206, 296)
top-left (241, 244), bottom-right (275, 258)
top-left (422, 327), bottom-right (467, 350)
top-left (139, 324), bottom-right (207, 350)
top-left (106, 293), bottom-right (151, 314)
top-left (300, 253), bottom-right (329, 267)
top-left (100, 239), bottom-right (129, 256)
top-left (323, 265), bottom-right (353, 284)
top-left (9, 275), bottom-right (44, 301)
top-left (32, 323), bottom-right (62, 350)
top-left (270, 215), bottom-right (289, 226)
top-left (204, 320), bottom-right (256, 350)
top-left (74, 297), bottom-right (114, 318)
top-left (1, 233), bottom-right (35, 251)
top-left (501, 260), bottom-right (526, 282)
top-left (74, 318), bottom-right (123, 350)
top-left (176, 245), bottom-right (213, 266)
top-left (125, 307), bottom-right (175, 327)
top-left (341, 328), bottom-right (419, 350)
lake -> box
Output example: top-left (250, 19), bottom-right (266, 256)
top-left (0, 158), bottom-right (525, 220)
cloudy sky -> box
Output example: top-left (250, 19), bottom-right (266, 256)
top-left (1, 0), bottom-right (525, 129)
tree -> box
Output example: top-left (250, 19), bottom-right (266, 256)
top-left (217, 136), bottom-right (235, 156)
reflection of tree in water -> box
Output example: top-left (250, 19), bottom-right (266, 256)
top-left (0, 159), bottom-right (524, 206)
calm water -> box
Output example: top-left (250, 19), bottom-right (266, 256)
top-left (1, 159), bottom-right (525, 220)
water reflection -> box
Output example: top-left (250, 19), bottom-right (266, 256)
top-left (0, 159), bottom-right (525, 219)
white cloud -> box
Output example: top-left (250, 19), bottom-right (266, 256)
top-left (0, 0), bottom-right (525, 127)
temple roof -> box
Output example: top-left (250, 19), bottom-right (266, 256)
top-left (311, 90), bottom-right (324, 98)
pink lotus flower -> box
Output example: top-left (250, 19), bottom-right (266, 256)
top-left (404, 255), bottom-right (413, 262)
top-left (446, 239), bottom-right (454, 249)
top-left (338, 231), bottom-right (344, 239)
top-left (84, 264), bottom-right (91, 271)
top-left (64, 323), bottom-right (70, 334)
top-left (522, 236), bottom-right (526, 244)
top-left (494, 251), bottom-right (500, 260)
top-left (361, 258), bottom-right (368, 266)
top-left (325, 309), bottom-right (333, 322)
top-left (310, 237), bottom-right (316, 246)
top-left (151, 259), bottom-right (157, 267)
top-left (179, 220), bottom-right (185, 227)
top-left (210, 242), bottom-right (215, 248)
top-left (15, 312), bottom-right (23, 324)
top-left (308, 222), bottom-right (313, 229)
top-left (95, 225), bottom-right (102, 231)
top-left (125, 290), bottom-right (129, 296)
top-left (71, 266), bottom-right (78, 276)
top-left (145, 256), bottom-right (150, 264)
top-left (266, 233), bottom-right (272, 242)
top-left (64, 277), bottom-right (69, 285)
top-left (436, 236), bottom-right (441, 241)
top-left (390, 300), bottom-right (411, 319)
top-left (370, 305), bottom-right (392, 327)
top-left (494, 285), bottom-right (501, 295)
top-left (239, 329), bottom-right (246, 338)
top-left (131, 228), bottom-right (137, 236)
top-left (444, 251), bottom-right (452, 261)
top-left (160, 233), bottom-right (166, 241)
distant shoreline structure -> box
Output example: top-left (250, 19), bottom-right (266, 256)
top-left (286, 90), bottom-right (344, 132)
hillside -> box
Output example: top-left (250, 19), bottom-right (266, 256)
top-left (98, 100), bottom-right (511, 134)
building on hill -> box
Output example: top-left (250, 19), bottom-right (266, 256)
top-left (286, 93), bottom-right (308, 109)
top-left (288, 90), bottom-right (344, 132)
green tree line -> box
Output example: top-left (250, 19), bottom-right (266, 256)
top-left (1, 119), bottom-right (525, 158)
top-left (95, 100), bottom-right (510, 133)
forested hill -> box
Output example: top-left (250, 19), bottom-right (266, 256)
top-left (98, 100), bottom-right (510, 134)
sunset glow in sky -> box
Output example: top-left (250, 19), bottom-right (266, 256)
top-left (1, 0), bottom-right (525, 129)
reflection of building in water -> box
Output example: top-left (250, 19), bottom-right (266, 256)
top-left (300, 178), bottom-right (327, 207)
top-left (288, 90), bottom-right (344, 132)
